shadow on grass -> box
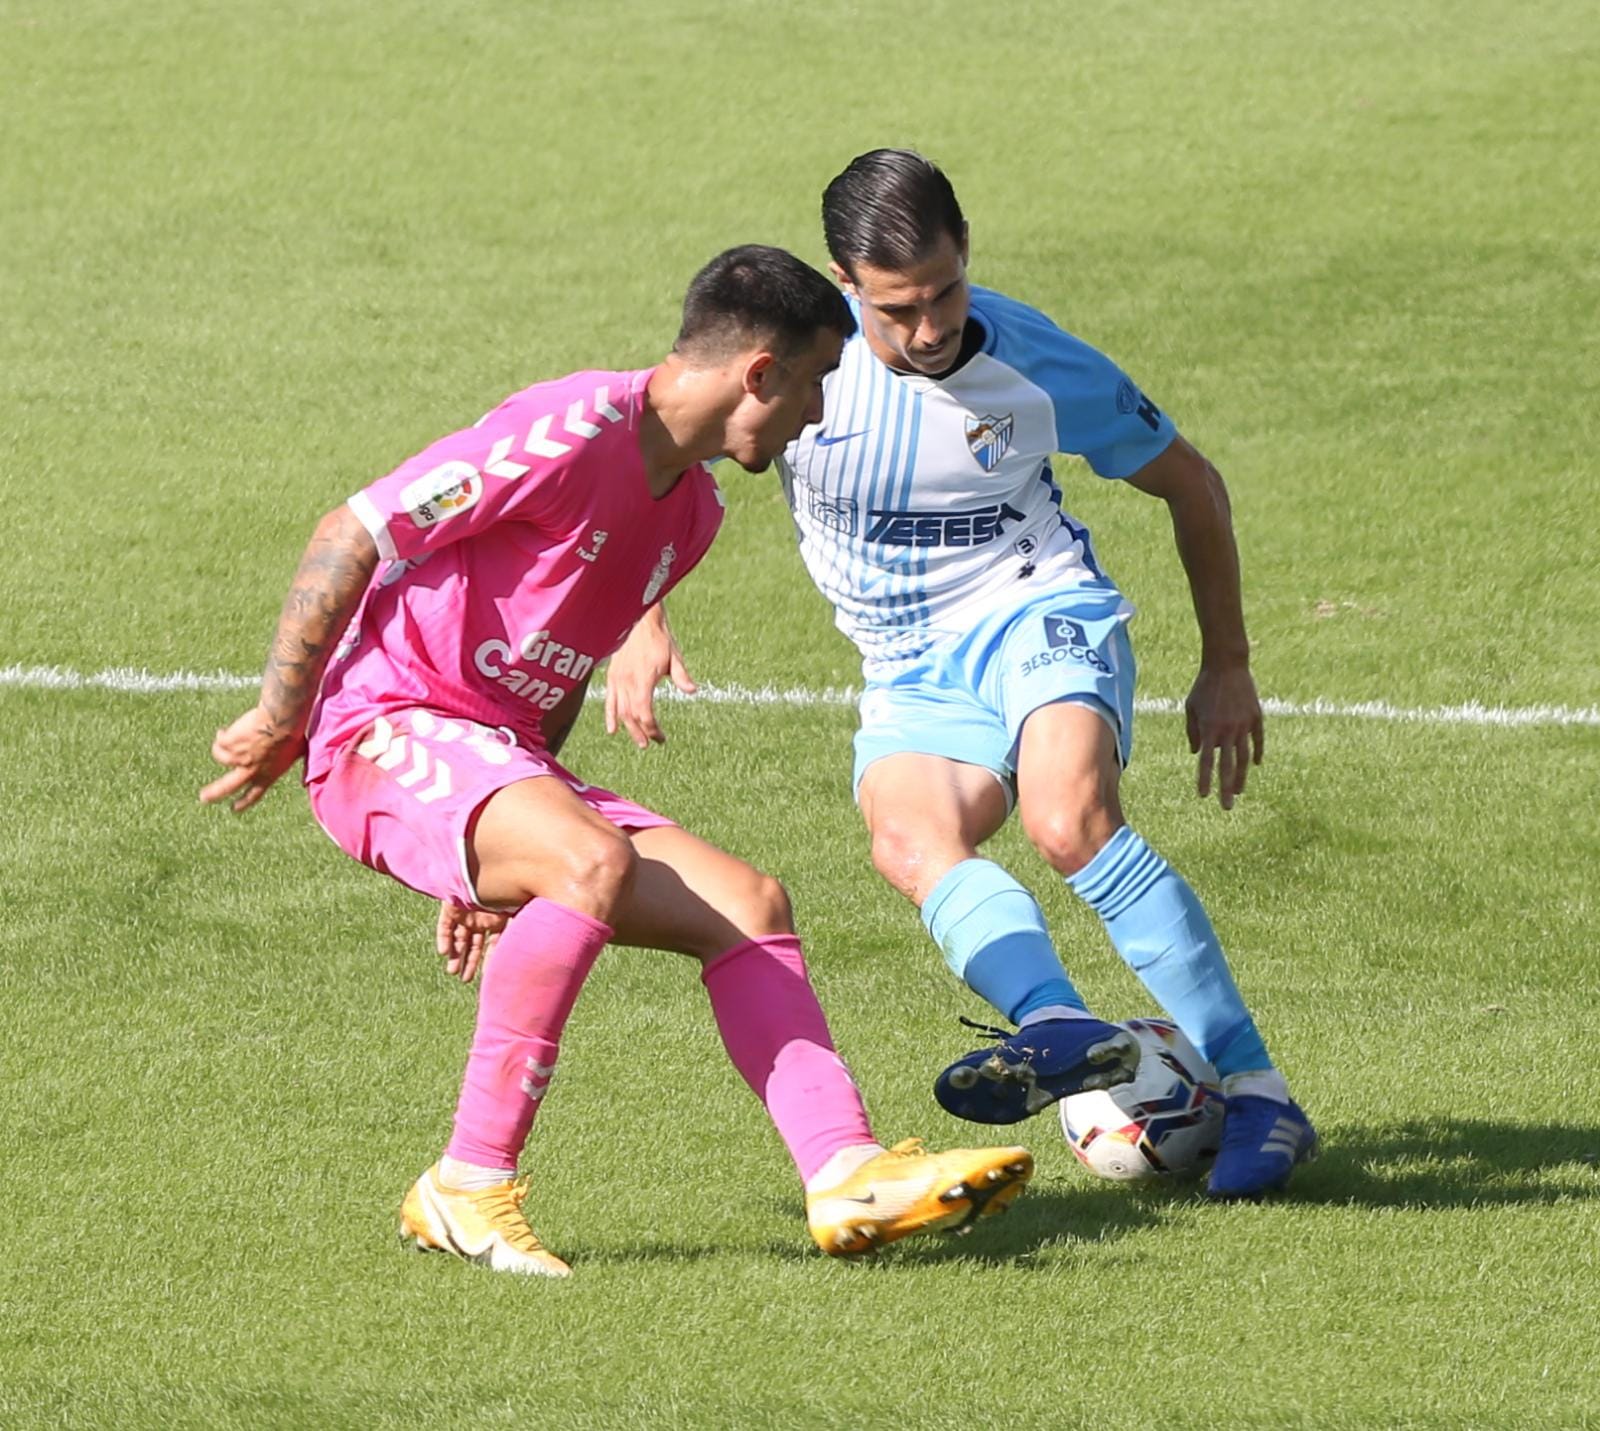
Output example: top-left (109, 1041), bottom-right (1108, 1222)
top-left (1288, 1117), bottom-right (1600, 1210)
top-left (574, 1178), bottom-right (1183, 1271)
top-left (866, 1179), bottom-right (1185, 1268)
top-left (575, 1237), bottom-right (811, 1267)
top-left (570, 1120), bottom-right (1600, 1269)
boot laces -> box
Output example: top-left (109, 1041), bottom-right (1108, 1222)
top-left (883, 1137), bottom-right (927, 1160)
top-left (475, 1177), bottom-right (544, 1252)
top-left (958, 1015), bottom-right (1014, 1042)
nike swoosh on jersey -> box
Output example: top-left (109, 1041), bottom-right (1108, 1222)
top-left (814, 429), bottom-right (873, 447)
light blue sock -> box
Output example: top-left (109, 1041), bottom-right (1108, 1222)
top-left (1066, 826), bottom-right (1272, 1077)
top-left (921, 859), bottom-right (1083, 1024)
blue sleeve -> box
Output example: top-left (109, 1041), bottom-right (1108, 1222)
top-left (977, 288), bottom-right (1177, 479)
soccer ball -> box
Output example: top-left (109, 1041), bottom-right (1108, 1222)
top-left (1059, 1018), bottom-right (1225, 1181)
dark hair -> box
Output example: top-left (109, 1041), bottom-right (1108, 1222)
top-left (822, 149), bottom-right (965, 278)
top-left (674, 245), bottom-right (855, 362)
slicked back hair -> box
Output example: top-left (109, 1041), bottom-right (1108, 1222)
top-left (674, 245), bottom-right (855, 364)
top-left (822, 149), bottom-right (966, 279)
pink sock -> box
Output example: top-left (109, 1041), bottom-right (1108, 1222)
top-left (444, 898), bottom-right (612, 1169)
top-left (701, 934), bottom-right (875, 1184)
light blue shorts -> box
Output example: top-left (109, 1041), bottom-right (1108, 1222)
top-left (852, 589), bottom-right (1136, 798)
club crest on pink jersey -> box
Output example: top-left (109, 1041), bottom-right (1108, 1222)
top-left (642, 544), bottom-right (677, 604)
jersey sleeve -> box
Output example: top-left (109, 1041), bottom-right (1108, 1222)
top-left (345, 386), bottom-right (604, 563)
top-left (981, 291), bottom-right (1177, 479)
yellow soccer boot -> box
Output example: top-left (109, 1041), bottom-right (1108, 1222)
top-left (400, 1164), bottom-right (571, 1277)
top-left (806, 1139), bottom-right (1033, 1258)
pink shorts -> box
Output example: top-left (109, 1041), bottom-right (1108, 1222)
top-left (306, 708), bottom-right (674, 910)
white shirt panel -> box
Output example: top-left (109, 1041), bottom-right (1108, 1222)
top-left (779, 286), bottom-right (1173, 678)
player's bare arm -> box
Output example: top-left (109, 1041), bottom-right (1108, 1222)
top-left (1125, 435), bottom-right (1264, 810)
top-left (603, 601), bottom-right (698, 749)
top-left (199, 503), bottom-right (379, 813)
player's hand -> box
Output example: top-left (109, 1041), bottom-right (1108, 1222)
top-left (1184, 664), bottom-right (1264, 811)
top-left (199, 704), bottom-right (307, 813)
top-left (434, 899), bottom-right (506, 983)
top-left (604, 608), bottom-right (697, 749)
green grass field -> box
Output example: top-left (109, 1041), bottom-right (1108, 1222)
top-left (3, 1), bottom-right (1598, 1426)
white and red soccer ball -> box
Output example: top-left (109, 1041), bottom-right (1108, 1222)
top-left (1060, 1018), bottom-right (1225, 1181)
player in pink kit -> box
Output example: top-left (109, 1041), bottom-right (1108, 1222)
top-left (201, 246), bottom-right (1033, 1276)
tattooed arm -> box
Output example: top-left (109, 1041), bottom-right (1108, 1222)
top-left (200, 504), bottom-right (379, 813)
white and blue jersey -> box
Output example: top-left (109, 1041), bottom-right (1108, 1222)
top-left (777, 285), bottom-right (1176, 682)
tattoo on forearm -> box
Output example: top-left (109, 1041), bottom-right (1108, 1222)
top-left (260, 515), bottom-right (377, 729)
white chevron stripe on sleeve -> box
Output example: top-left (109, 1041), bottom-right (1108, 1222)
top-left (523, 414), bottom-right (572, 459)
top-left (564, 400), bottom-right (602, 439)
top-left (484, 435), bottom-right (531, 478)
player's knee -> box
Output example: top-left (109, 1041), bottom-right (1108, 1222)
top-left (1022, 794), bottom-right (1120, 877)
top-left (578, 831), bottom-right (640, 911)
top-left (730, 872), bottom-right (793, 937)
top-left (545, 827), bottom-right (639, 919)
top-left (868, 820), bottom-right (928, 899)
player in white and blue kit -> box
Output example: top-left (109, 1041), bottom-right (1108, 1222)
top-left (793, 150), bottom-right (1317, 1201)
top-left (609, 152), bottom-right (1316, 1200)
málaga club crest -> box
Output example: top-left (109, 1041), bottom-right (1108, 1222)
top-left (965, 412), bottom-right (1015, 472)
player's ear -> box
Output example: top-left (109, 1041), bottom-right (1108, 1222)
top-left (741, 350), bottom-right (779, 397)
top-left (828, 261), bottom-right (856, 296)
top-left (958, 223), bottom-right (971, 268)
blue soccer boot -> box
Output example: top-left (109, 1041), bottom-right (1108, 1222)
top-left (1206, 1097), bottom-right (1318, 1201)
top-left (934, 1017), bottom-right (1140, 1124)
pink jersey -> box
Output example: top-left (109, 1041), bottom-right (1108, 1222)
top-left (306, 367), bottom-right (724, 778)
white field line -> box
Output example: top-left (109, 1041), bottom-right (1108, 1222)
top-left (2, 663), bottom-right (1598, 728)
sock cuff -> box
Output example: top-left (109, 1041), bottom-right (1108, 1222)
top-left (1066, 826), bottom-right (1169, 919)
top-left (701, 932), bottom-right (805, 986)
top-left (513, 897), bottom-right (615, 946)
top-left (921, 859), bottom-right (1041, 946)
